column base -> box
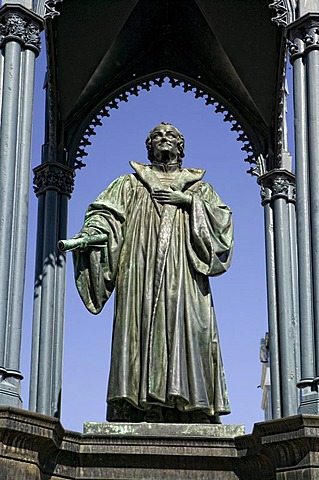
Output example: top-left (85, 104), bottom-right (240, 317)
top-left (298, 385), bottom-right (319, 414)
top-left (0, 368), bottom-right (23, 408)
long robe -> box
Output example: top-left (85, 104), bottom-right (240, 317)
top-left (73, 161), bottom-right (233, 418)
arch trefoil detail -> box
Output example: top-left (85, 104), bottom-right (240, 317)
top-left (66, 73), bottom-right (264, 176)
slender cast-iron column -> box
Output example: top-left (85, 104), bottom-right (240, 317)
top-left (52, 194), bottom-right (68, 416)
top-left (260, 185), bottom-right (281, 419)
top-left (288, 14), bottom-right (319, 412)
top-left (0, 5), bottom-right (42, 407)
top-left (29, 38), bottom-right (75, 416)
top-left (0, 36), bottom-right (22, 372)
top-left (259, 171), bottom-right (298, 417)
top-left (306, 29), bottom-right (319, 382)
top-left (30, 163), bottom-right (74, 417)
top-left (28, 194), bottom-right (45, 412)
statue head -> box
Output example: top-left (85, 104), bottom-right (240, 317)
top-left (146, 122), bottom-right (185, 164)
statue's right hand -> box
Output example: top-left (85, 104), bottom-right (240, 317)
top-left (77, 234), bottom-right (90, 252)
top-left (58, 234), bottom-right (90, 252)
top-left (58, 232), bottom-right (109, 252)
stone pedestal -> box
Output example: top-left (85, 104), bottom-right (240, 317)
top-left (0, 407), bottom-right (319, 479)
top-left (83, 421), bottom-right (244, 480)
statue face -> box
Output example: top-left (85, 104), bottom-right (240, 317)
top-left (151, 124), bottom-right (180, 163)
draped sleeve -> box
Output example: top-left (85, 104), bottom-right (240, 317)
top-left (73, 175), bottom-right (132, 314)
top-left (185, 182), bottom-right (233, 276)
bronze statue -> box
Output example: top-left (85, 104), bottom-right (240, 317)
top-left (63, 122), bottom-right (233, 423)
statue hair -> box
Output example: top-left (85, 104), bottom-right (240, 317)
top-left (145, 122), bottom-right (185, 162)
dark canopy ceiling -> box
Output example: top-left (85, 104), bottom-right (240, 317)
top-left (47, 0), bottom-right (284, 162)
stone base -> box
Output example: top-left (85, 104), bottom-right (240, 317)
top-left (83, 420), bottom-right (245, 437)
top-left (0, 407), bottom-right (319, 479)
top-left (299, 386), bottom-right (319, 414)
top-left (0, 369), bottom-right (23, 409)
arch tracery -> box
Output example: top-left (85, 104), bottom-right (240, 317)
top-left (269, 0), bottom-right (297, 26)
top-left (66, 74), bottom-right (265, 176)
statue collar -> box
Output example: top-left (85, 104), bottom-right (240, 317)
top-left (150, 162), bottom-right (181, 173)
top-left (129, 161), bottom-right (205, 191)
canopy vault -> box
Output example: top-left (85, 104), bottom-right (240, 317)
top-left (41, 0), bottom-right (285, 172)
top-left (1, 0), bottom-right (319, 428)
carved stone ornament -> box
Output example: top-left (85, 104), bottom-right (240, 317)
top-left (260, 185), bottom-right (272, 205)
top-left (0, 12), bottom-right (41, 54)
top-left (259, 170), bottom-right (295, 204)
top-left (44, 0), bottom-right (64, 20)
top-left (25, 22), bottom-right (41, 51)
top-left (272, 176), bottom-right (290, 197)
top-left (288, 15), bottom-right (319, 60)
top-left (0, 13), bottom-right (25, 42)
top-left (269, 0), bottom-right (289, 26)
top-left (33, 163), bottom-right (75, 197)
top-left (288, 40), bottom-right (299, 56)
top-left (269, 0), bottom-right (296, 27)
top-left (303, 25), bottom-right (319, 54)
top-left (275, 47), bottom-right (287, 169)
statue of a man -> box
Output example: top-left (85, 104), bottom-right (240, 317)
top-left (71, 122), bottom-right (233, 423)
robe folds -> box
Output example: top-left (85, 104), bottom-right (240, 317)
top-left (73, 161), bottom-right (233, 418)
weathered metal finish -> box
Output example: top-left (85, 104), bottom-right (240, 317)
top-left (274, 197), bottom-right (297, 416)
top-left (259, 171), bottom-right (299, 417)
top-left (70, 123), bottom-right (233, 423)
top-left (52, 194), bottom-right (68, 419)
top-left (292, 35), bottom-right (315, 385)
top-left (29, 195), bottom-right (45, 412)
top-left (30, 163), bottom-right (74, 417)
top-left (306, 42), bottom-right (319, 378)
top-left (7, 47), bottom-right (37, 372)
top-left (288, 198), bottom-right (301, 386)
top-left (37, 190), bottom-right (58, 415)
top-left (0, 39), bottom-right (22, 368)
top-left (261, 185), bottom-right (281, 419)
top-left (0, 4), bottom-right (42, 408)
top-left (288, 14), bottom-right (319, 413)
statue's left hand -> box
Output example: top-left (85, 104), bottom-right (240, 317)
top-left (152, 189), bottom-right (192, 207)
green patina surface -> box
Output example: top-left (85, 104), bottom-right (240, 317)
top-left (72, 124), bottom-right (233, 424)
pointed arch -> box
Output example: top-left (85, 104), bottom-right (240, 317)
top-left (66, 72), bottom-right (269, 176)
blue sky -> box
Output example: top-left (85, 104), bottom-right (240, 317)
top-left (19, 40), bottom-right (295, 434)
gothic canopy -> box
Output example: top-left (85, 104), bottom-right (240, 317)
top-left (43, 0), bottom-right (285, 169)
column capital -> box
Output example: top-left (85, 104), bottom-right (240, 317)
top-left (0, 4), bottom-right (43, 55)
top-left (258, 169), bottom-right (295, 205)
top-left (288, 13), bottom-right (319, 60)
top-left (33, 163), bottom-right (75, 198)
top-left (287, 12), bottom-right (319, 34)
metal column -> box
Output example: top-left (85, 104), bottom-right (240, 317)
top-left (30, 162), bottom-right (74, 417)
top-left (259, 171), bottom-right (299, 417)
top-left (261, 185), bottom-right (281, 419)
top-left (289, 14), bottom-right (319, 413)
top-left (0, 5), bottom-right (42, 407)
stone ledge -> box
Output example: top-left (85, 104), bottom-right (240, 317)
top-left (83, 421), bottom-right (245, 438)
top-left (0, 407), bottom-right (319, 479)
